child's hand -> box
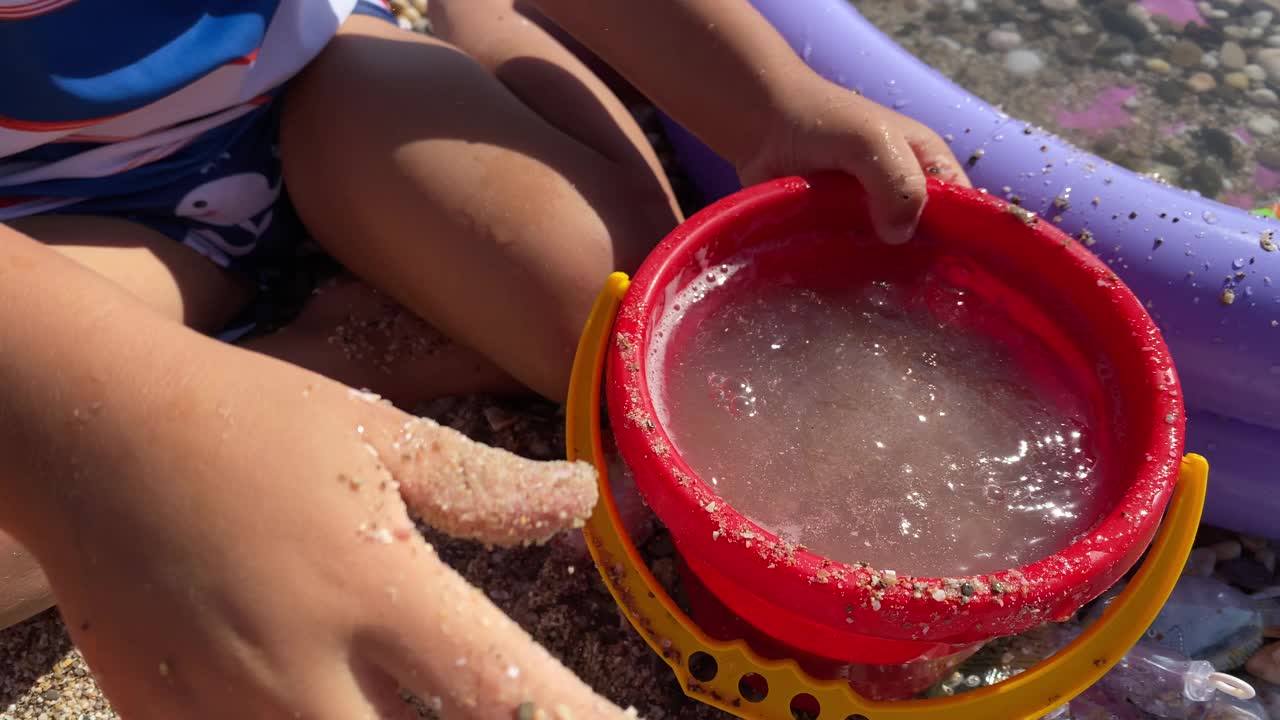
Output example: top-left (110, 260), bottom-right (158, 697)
top-left (30, 358), bottom-right (629, 719)
top-left (736, 74), bottom-right (971, 246)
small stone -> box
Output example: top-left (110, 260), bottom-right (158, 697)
top-left (1041, 0), bottom-right (1079, 12)
top-left (1171, 39), bottom-right (1206, 67)
top-left (1006, 49), bottom-right (1045, 76)
top-left (1245, 63), bottom-right (1269, 81)
top-left (1189, 162), bottom-right (1224, 196)
top-left (1146, 57), bottom-right (1173, 73)
top-left (1269, 34), bottom-right (1280, 47)
top-left (1225, 71), bottom-right (1252, 89)
top-left (1203, 52), bottom-right (1221, 70)
top-left (1258, 48), bottom-right (1280, 79)
top-left (1196, 127), bottom-right (1236, 162)
top-left (1220, 556), bottom-right (1273, 591)
top-left (1250, 114), bottom-right (1280, 135)
top-left (1100, 4), bottom-right (1151, 40)
top-left (1188, 71), bottom-right (1218, 92)
top-left (1157, 78), bottom-right (1187, 102)
top-left (1259, 547), bottom-right (1277, 573)
top-left (1157, 146), bottom-right (1188, 166)
top-left (1251, 88), bottom-right (1280, 105)
top-left (1259, 147), bottom-right (1280, 169)
top-left (1255, 9), bottom-right (1276, 27)
top-left (1248, 642), bottom-right (1280, 685)
top-left (1096, 35), bottom-right (1134, 58)
top-left (1184, 546), bottom-right (1218, 576)
top-left (987, 28), bottom-right (1023, 51)
top-left (1211, 539), bottom-right (1244, 561)
top-left (1241, 535), bottom-right (1271, 552)
top-left (1222, 40), bottom-right (1248, 69)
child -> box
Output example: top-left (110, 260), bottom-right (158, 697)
top-left (0, 0), bottom-right (969, 717)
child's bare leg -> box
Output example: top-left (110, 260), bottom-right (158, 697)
top-left (280, 8), bottom-right (683, 401)
top-left (241, 278), bottom-right (523, 407)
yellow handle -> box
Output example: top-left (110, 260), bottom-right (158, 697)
top-left (566, 272), bottom-right (1207, 720)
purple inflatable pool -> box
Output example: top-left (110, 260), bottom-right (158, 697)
top-left (662, 0), bottom-right (1280, 536)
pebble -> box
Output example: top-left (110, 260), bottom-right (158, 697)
top-left (1188, 162), bottom-right (1225, 196)
top-left (987, 28), bottom-right (1023, 51)
top-left (1041, 0), bottom-right (1079, 12)
top-left (1245, 63), bottom-right (1269, 82)
top-left (1225, 70), bottom-right (1252, 89)
top-left (1258, 48), bottom-right (1280, 79)
top-left (1225, 24), bottom-right (1252, 39)
top-left (1203, 52), bottom-right (1221, 69)
top-left (1005, 49), bottom-right (1045, 76)
top-left (1146, 57), bottom-right (1173, 73)
top-left (1222, 40), bottom-right (1249, 69)
top-left (1269, 35), bottom-right (1280, 47)
top-left (1251, 87), bottom-right (1280, 105)
top-left (1259, 147), bottom-right (1280, 169)
top-left (1188, 71), bottom-right (1219, 92)
top-left (1241, 535), bottom-right (1268, 553)
top-left (1100, 5), bottom-right (1151, 40)
top-left (1250, 114), bottom-right (1280, 135)
top-left (1212, 539), bottom-right (1245, 561)
top-left (1184, 546), bottom-right (1219, 576)
top-left (1196, 127), bottom-right (1236, 162)
top-left (1259, 547), bottom-right (1277, 573)
top-left (1255, 10), bottom-right (1276, 28)
top-left (1220, 556), bottom-right (1275, 591)
top-left (1171, 38), bottom-right (1206, 67)
top-left (1249, 642), bottom-right (1280, 685)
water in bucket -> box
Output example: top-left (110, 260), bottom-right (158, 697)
top-left (655, 249), bottom-right (1111, 578)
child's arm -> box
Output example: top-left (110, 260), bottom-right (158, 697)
top-left (0, 224), bottom-right (632, 719)
top-left (525, 0), bottom-right (970, 243)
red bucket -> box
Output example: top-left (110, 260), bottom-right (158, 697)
top-left (605, 174), bottom-right (1184, 700)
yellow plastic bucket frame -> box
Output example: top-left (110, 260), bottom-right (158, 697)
top-left (566, 272), bottom-right (1208, 720)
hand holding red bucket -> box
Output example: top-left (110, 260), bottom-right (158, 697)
top-left (601, 174), bottom-right (1186, 701)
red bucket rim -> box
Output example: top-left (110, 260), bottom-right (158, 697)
top-left (606, 174), bottom-right (1185, 646)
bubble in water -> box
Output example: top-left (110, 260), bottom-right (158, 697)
top-left (707, 372), bottom-right (760, 418)
top-left (1202, 210), bottom-right (1219, 224)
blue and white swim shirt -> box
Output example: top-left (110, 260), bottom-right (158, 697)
top-left (0, 0), bottom-right (368, 229)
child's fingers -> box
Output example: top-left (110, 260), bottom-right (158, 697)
top-left (904, 122), bottom-right (972, 188)
top-left (372, 544), bottom-right (633, 720)
top-left (835, 130), bottom-right (929, 246)
top-left (384, 416), bottom-right (599, 546)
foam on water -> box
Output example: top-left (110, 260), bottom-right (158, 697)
top-left (654, 253), bottom-right (1109, 577)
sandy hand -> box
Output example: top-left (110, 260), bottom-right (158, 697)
top-left (32, 364), bottom-right (633, 720)
top-left (370, 413), bottom-right (598, 546)
top-left (337, 392), bottom-right (630, 718)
